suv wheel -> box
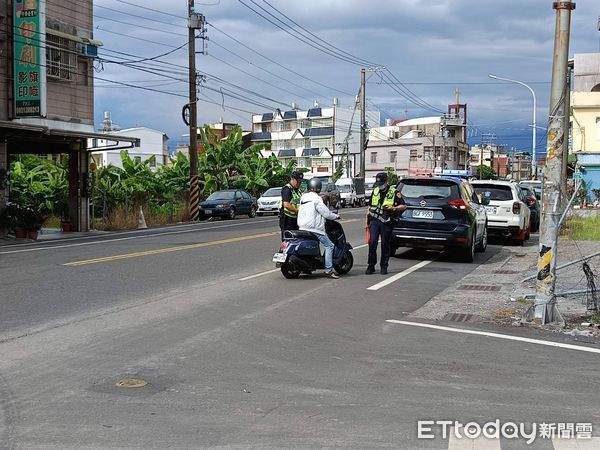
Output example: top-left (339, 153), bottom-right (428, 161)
top-left (475, 226), bottom-right (487, 253)
top-left (249, 206), bottom-right (256, 218)
top-left (459, 232), bottom-right (475, 263)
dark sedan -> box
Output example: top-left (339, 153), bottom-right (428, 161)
top-left (199, 189), bottom-right (257, 220)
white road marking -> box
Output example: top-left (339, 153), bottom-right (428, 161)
top-left (353, 244), bottom-right (368, 250)
top-left (239, 268), bottom-right (280, 281)
top-left (448, 427), bottom-right (500, 450)
top-left (553, 437), bottom-right (600, 449)
top-left (367, 259), bottom-right (435, 291)
top-left (0, 219), bottom-right (278, 255)
top-left (386, 320), bottom-right (600, 355)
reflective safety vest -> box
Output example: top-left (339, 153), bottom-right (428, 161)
top-left (369, 186), bottom-right (396, 223)
top-left (278, 183), bottom-right (302, 218)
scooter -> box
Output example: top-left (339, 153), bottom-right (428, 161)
top-left (273, 219), bottom-right (354, 279)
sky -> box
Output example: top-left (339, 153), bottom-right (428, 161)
top-left (93, 0), bottom-right (600, 153)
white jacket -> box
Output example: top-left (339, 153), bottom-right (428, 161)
top-left (297, 191), bottom-right (339, 235)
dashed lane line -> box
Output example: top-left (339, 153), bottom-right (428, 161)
top-left (367, 259), bottom-right (436, 291)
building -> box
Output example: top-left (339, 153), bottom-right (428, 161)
top-left (365, 111), bottom-right (468, 178)
top-left (571, 53), bottom-right (600, 154)
top-left (469, 144), bottom-right (508, 177)
top-left (0, 0), bottom-right (136, 231)
top-left (90, 127), bottom-right (169, 170)
top-left (251, 101), bottom-right (380, 178)
top-left (508, 152), bottom-right (532, 181)
top-left (175, 121), bottom-right (251, 158)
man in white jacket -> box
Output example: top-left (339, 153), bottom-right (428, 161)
top-left (297, 178), bottom-right (341, 279)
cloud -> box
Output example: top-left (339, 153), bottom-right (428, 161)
top-left (93, 0), bottom-right (599, 151)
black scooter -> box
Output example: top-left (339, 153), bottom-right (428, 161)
top-left (272, 220), bottom-right (354, 279)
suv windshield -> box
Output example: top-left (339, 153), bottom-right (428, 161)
top-left (398, 180), bottom-right (459, 199)
top-left (472, 185), bottom-right (513, 201)
top-left (337, 185), bottom-right (351, 193)
top-left (207, 191), bottom-right (235, 200)
top-left (262, 188), bottom-right (281, 197)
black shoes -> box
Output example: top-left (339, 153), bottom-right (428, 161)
top-left (365, 266), bottom-right (375, 275)
top-left (380, 268), bottom-right (388, 275)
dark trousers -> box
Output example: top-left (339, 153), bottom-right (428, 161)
top-left (368, 218), bottom-right (393, 269)
top-left (279, 215), bottom-right (298, 240)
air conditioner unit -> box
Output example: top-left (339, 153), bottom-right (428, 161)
top-left (76, 43), bottom-right (98, 58)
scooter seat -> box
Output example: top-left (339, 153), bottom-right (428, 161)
top-left (284, 229), bottom-right (321, 240)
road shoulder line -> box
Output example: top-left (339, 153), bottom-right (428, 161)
top-left (386, 320), bottom-right (600, 354)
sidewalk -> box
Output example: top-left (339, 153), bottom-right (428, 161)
top-left (0, 227), bottom-right (109, 246)
top-left (409, 237), bottom-right (600, 336)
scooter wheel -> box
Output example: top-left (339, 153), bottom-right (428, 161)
top-left (334, 251), bottom-right (354, 275)
top-left (281, 263), bottom-right (301, 279)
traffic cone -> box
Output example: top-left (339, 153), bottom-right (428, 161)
top-left (583, 198), bottom-right (588, 209)
top-left (138, 205), bottom-right (148, 229)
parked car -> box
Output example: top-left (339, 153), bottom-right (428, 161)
top-left (199, 189), bottom-right (257, 220)
top-left (471, 180), bottom-right (531, 245)
top-left (391, 176), bottom-right (489, 262)
top-left (519, 180), bottom-right (542, 200)
top-left (519, 185), bottom-right (540, 232)
top-left (320, 181), bottom-right (342, 210)
top-left (256, 187), bottom-right (282, 216)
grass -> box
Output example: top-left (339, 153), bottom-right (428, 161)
top-left (562, 214), bottom-right (600, 240)
top-left (94, 202), bottom-right (191, 231)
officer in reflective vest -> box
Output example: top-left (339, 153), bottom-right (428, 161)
top-left (279, 171), bottom-right (304, 240)
top-left (366, 172), bottom-right (406, 275)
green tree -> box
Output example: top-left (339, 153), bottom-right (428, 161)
top-left (476, 164), bottom-right (496, 180)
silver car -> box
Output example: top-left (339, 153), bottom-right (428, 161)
top-left (257, 187), bottom-right (282, 216)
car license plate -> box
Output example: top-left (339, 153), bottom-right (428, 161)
top-left (485, 206), bottom-right (496, 215)
top-left (413, 209), bottom-right (434, 219)
top-left (272, 253), bottom-right (287, 263)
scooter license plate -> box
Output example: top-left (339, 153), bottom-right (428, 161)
top-left (272, 253), bottom-right (287, 263)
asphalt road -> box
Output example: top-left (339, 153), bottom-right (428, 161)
top-left (0, 208), bottom-right (598, 449)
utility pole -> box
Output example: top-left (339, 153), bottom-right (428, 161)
top-left (359, 68), bottom-right (366, 178)
top-left (561, 60), bottom-right (574, 199)
top-left (188, 0), bottom-right (201, 221)
top-left (534, 0), bottom-right (575, 323)
top-left (441, 115), bottom-right (447, 171)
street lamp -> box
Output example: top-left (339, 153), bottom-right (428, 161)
top-left (488, 74), bottom-right (537, 178)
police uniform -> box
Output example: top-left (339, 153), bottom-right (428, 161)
top-left (279, 182), bottom-right (302, 240)
top-left (366, 177), bottom-right (405, 274)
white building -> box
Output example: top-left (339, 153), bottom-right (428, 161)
top-left (90, 127), bottom-right (169, 170)
top-left (251, 101), bottom-right (380, 178)
top-left (366, 114), bottom-right (469, 178)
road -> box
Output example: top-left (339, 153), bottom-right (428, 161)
top-left (0, 208), bottom-right (598, 449)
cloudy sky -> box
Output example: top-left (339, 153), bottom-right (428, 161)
top-left (93, 0), bottom-right (599, 152)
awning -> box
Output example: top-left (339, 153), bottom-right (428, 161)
top-left (46, 28), bottom-right (103, 47)
top-left (0, 120), bottom-right (139, 152)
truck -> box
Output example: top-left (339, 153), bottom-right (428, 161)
top-left (364, 177), bottom-right (376, 203)
top-left (335, 177), bottom-right (366, 207)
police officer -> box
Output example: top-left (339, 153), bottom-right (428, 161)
top-left (366, 172), bottom-right (406, 275)
top-left (279, 171), bottom-right (304, 240)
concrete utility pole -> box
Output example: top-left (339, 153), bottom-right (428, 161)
top-left (359, 68), bottom-right (366, 178)
top-left (188, 0), bottom-right (201, 221)
top-left (562, 60), bottom-right (574, 199)
top-left (534, 0), bottom-right (575, 323)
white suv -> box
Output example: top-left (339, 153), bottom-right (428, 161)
top-left (471, 180), bottom-right (531, 245)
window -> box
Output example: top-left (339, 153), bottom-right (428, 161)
top-left (409, 149), bottom-right (418, 161)
top-left (597, 117), bottom-right (600, 140)
top-left (46, 34), bottom-right (77, 81)
top-left (390, 151), bottom-right (397, 163)
top-left (242, 191), bottom-right (251, 199)
top-left (134, 156), bottom-right (142, 163)
top-left (370, 152), bottom-right (377, 163)
top-left (149, 158), bottom-right (156, 168)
